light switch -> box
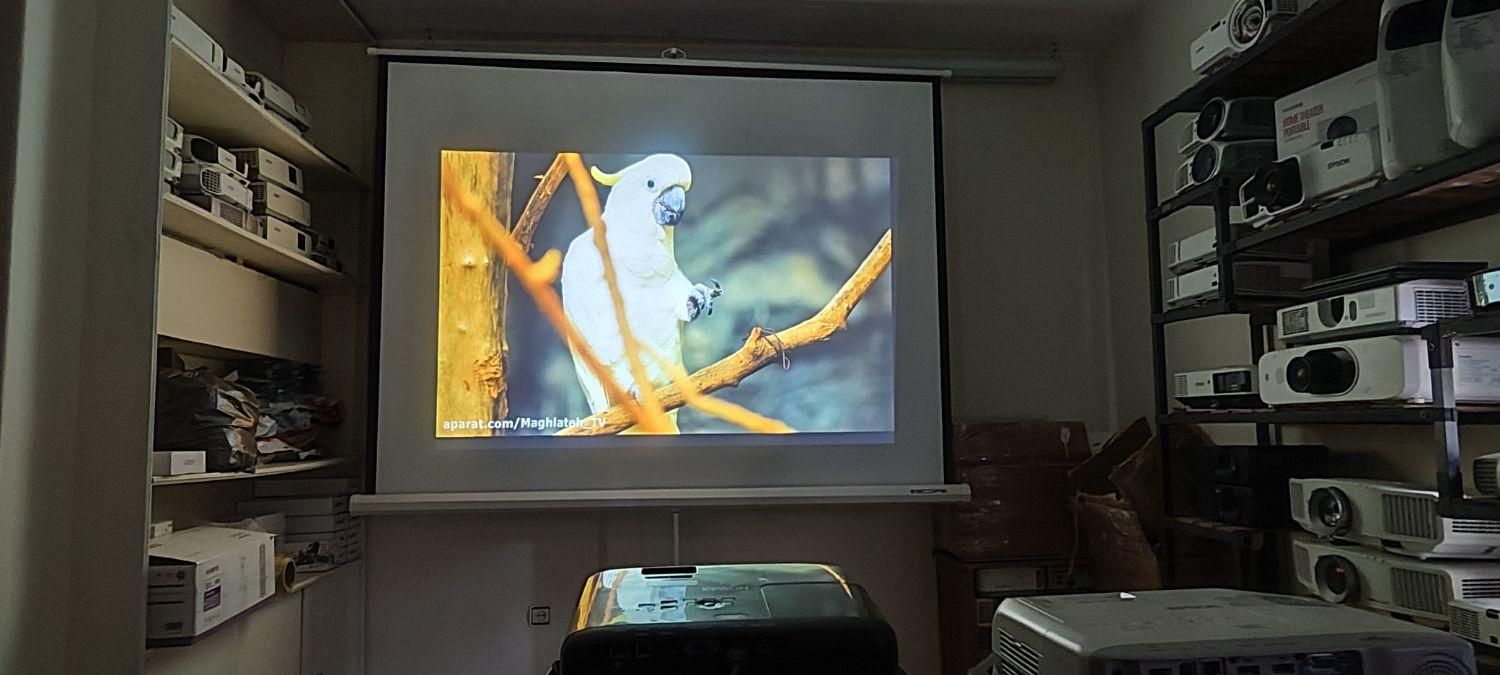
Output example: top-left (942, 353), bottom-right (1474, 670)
top-left (529, 606), bottom-right (551, 626)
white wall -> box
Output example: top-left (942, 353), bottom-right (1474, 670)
top-left (363, 55), bottom-right (1114, 675)
top-left (2, 0), bottom-right (166, 672)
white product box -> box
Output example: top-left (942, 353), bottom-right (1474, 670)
top-left (146, 527), bottom-right (275, 644)
top-left (152, 451), bottom-right (207, 477)
top-left (231, 147), bottom-right (304, 194)
top-left (1275, 63), bottom-right (1380, 160)
top-left (254, 478), bottom-right (356, 498)
top-left (150, 520), bottom-right (175, 540)
top-left (284, 513), bottom-right (356, 535)
top-left (238, 495), bottom-right (349, 517)
top-left (169, 6), bottom-right (224, 71)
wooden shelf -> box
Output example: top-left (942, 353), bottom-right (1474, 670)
top-left (1161, 406), bottom-right (1500, 426)
top-left (167, 39), bottom-right (364, 191)
top-left (152, 457), bottom-right (347, 487)
top-left (162, 194), bottom-right (349, 290)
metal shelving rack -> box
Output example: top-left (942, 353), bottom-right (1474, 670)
top-left (1141, 0), bottom-right (1500, 545)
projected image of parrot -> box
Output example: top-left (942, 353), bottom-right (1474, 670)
top-left (561, 155), bottom-right (724, 429)
top-left (436, 150), bottom-right (896, 438)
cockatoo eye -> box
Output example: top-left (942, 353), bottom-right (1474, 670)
top-left (646, 179), bottom-right (656, 190)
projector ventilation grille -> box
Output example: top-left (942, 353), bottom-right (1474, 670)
top-left (1174, 374), bottom-right (1190, 398)
top-left (994, 626), bottom-right (1041, 675)
top-left (1451, 604), bottom-right (1482, 642)
top-left (1384, 494), bottom-right (1440, 540)
top-left (1412, 655), bottom-right (1476, 675)
top-left (1293, 543), bottom-right (1312, 584)
top-left (1460, 578), bottom-right (1500, 598)
top-left (1281, 307), bottom-right (1310, 336)
top-left (1452, 520), bottom-right (1500, 534)
top-left (1414, 287), bottom-right (1471, 323)
top-left (1477, 457), bottom-right (1499, 496)
top-left (1392, 568), bottom-right (1449, 616)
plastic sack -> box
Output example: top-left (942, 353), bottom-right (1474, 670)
top-left (154, 368), bottom-right (260, 472)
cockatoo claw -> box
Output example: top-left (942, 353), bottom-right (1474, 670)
top-left (687, 280), bottom-right (723, 321)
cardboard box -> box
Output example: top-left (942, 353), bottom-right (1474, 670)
top-left (937, 421), bottom-right (1092, 560)
top-left (284, 513), bottom-right (355, 535)
top-left (238, 495), bottom-right (348, 517)
top-left (146, 527), bottom-right (276, 644)
top-left (1275, 62), bottom-right (1379, 160)
top-left (278, 531), bottom-right (354, 572)
top-left (254, 478), bottom-right (357, 498)
top-left (152, 451), bottom-right (207, 477)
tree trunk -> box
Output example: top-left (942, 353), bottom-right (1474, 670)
top-left (436, 151), bottom-right (514, 436)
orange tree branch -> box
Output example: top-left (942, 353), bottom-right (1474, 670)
top-left (638, 343), bottom-right (794, 434)
top-left (513, 154), bottom-right (567, 253)
top-left (556, 229), bottom-right (893, 436)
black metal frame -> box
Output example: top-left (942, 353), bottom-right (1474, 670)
top-left (1141, 0), bottom-right (1500, 585)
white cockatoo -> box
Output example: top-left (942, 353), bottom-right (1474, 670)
top-left (560, 154), bottom-right (722, 429)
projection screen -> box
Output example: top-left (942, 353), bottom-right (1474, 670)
top-left (374, 55), bottom-right (948, 497)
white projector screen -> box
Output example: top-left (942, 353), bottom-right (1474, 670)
top-left (375, 56), bottom-right (948, 496)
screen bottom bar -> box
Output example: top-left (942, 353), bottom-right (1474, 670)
top-left (350, 484), bottom-right (971, 514)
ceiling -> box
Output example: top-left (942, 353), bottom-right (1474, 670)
top-left (343, 0), bottom-right (1146, 54)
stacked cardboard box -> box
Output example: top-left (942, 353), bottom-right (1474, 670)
top-left (238, 479), bottom-right (360, 573)
top-left (934, 421), bottom-right (1096, 675)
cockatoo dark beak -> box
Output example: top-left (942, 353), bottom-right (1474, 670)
top-left (653, 185), bottom-right (686, 226)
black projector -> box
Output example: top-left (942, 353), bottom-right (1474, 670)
top-left (553, 563), bottom-right (899, 675)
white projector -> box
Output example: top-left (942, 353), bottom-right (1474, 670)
top-left (246, 72), bottom-right (312, 132)
top-left (1239, 130), bottom-right (1385, 227)
top-left (1174, 366), bottom-right (1261, 409)
top-left (179, 163), bottom-right (253, 211)
top-left (1477, 453), bottom-right (1500, 498)
top-left (1189, 97), bottom-right (1277, 146)
top-left (1294, 535), bottom-right (1500, 622)
top-left (1258, 335), bottom-right (1500, 405)
top-left (1275, 279), bottom-right (1472, 345)
top-left (1379, 0), bottom-right (1466, 179)
top-left (1167, 228), bottom-right (1217, 274)
top-left (1444, 0), bottom-right (1500, 149)
top-left (1175, 139), bottom-right (1278, 195)
top-left (250, 181), bottom-right (311, 228)
top-left (1449, 598), bottom-right (1500, 646)
top-left (232, 148), bottom-right (304, 194)
top-left (1290, 477), bottom-right (1500, 559)
top-left (1166, 261), bottom-right (1313, 308)
top-left (992, 587), bottom-right (1475, 675)
top-left (181, 134), bottom-right (246, 180)
top-left (1191, 0), bottom-right (1317, 75)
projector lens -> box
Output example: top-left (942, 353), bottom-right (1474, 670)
top-left (1315, 555), bottom-right (1360, 603)
top-left (1191, 145), bottom-right (1219, 184)
top-left (1196, 98), bottom-right (1227, 142)
top-left (1231, 0), bottom-right (1269, 47)
top-left (1285, 348), bottom-right (1356, 395)
top-left (1309, 487), bottom-right (1353, 534)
